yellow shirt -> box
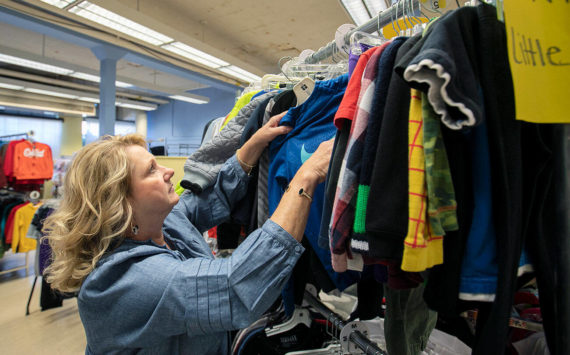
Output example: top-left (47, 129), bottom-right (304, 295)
top-left (219, 90), bottom-right (261, 131)
top-left (401, 90), bottom-right (443, 272)
top-left (11, 202), bottom-right (42, 253)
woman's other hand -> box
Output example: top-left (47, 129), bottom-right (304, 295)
top-left (249, 111), bottom-right (291, 149)
top-left (237, 111), bottom-right (291, 173)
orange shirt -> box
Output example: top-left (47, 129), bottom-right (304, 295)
top-left (12, 141), bottom-right (53, 180)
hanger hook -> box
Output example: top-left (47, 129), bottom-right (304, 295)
top-left (403, 0), bottom-right (410, 30)
top-left (408, 0), bottom-right (418, 26)
top-left (278, 56), bottom-right (293, 81)
top-left (391, 1), bottom-right (398, 35)
top-left (396, 0), bottom-right (402, 34)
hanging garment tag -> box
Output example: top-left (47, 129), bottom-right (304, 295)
top-left (293, 77), bottom-right (315, 106)
top-left (347, 253), bottom-right (364, 272)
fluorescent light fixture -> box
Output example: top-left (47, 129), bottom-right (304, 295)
top-left (70, 72), bottom-right (132, 88)
top-left (40, 0), bottom-right (76, 9)
top-left (69, 1), bottom-right (173, 46)
top-left (115, 81), bottom-right (132, 88)
top-left (169, 95), bottom-right (208, 104)
top-left (23, 88), bottom-right (79, 99)
top-left (69, 72), bottom-right (99, 82)
top-left (116, 102), bottom-right (156, 111)
top-left (218, 65), bottom-right (261, 83)
top-left (77, 97), bottom-right (100, 103)
top-left (0, 83), bottom-right (25, 90)
top-left (0, 53), bottom-right (74, 75)
top-left (162, 42), bottom-right (229, 69)
top-left (339, 0), bottom-right (372, 26)
top-left (0, 100), bottom-right (94, 115)
top-left (362, 0), bottom-right (388, 16)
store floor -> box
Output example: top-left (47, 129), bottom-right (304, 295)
top-left (0, 252), bottom-right (86, 354)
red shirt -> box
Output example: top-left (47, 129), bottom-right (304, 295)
top-left (2, 140), bottom-right (25, 179)
top-left (4, 203), bottom-right (27, 245)
top-left (333, 46), bottom-right (382, 129)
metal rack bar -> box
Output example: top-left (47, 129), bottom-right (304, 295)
top-left (304, 0), bottom-right (420, 64)
top-left (304, 290), bottom-right (387, 355)
top-left (0, 131), bottom-right (29, 140)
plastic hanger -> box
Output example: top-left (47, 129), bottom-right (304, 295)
top-left (285, 342), bottom-right (342, 354)
top-left (349, 31), bottom-right (385, 56)
top-left (29, 190), bottom-right (41, 205)
top-left (265, 306), bottom-right (312, 337)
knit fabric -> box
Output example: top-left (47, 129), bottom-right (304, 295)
top-left (257, 96), bottom-right (282, 227)
top-left (401, 90), bottom-right (443, 272)
top-left (351, 38), bottom-right (407, 253)
top-left (329, 45), bottom-right (388, 272)
top-left (422, 93), bottom-right (458, 235)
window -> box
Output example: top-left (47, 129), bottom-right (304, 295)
top-left (82, 119), bottom-right (136, 145)
top-left (0, 116), bottom-right (63, 158)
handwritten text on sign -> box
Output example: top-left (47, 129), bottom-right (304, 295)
top-left (505, 0), bottom-right (570, 123)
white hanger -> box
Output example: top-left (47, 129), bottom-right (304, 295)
top-left (265, 306), bottom-right (312, 337)
top-left (284, 342), bottom-right (342, 354)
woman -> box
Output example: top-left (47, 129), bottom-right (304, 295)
top-left (44, 112), bottom-right (333, 355)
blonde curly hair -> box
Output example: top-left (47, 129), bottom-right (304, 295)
top-left (43, 134), bottom-right (147, 293)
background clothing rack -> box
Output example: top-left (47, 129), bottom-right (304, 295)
top-left (0, 132), bottom-right (30, 140)
top-left (303, 0), bottom-right (420, 64)
top-left (304, 290), bottom-right (387, 355)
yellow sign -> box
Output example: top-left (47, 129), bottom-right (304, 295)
top-left (504, 0), bottom-right (570, 123)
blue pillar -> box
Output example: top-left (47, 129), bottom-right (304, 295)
top-left (91, 45), bottom-right (126, 137)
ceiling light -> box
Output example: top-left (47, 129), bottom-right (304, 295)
top-left (77, 97), bottom-right (100, 103)
top-left (0, 53), bottom-right (74, 75)
top-left (23, 88), bottom-right (79, 99)
top-left (362, 0), bottom-right (388, 17)
top-left (0, 100), bottom-right (94, 115)
top-left (69, 72), bottom-right (132, 88)
top-left (162, 42), bottom-right (229, 69)
top-left (169, 95), bottom-right (208, 104)
top-left (69, 72), bottom-right (99, 82)
top-left (40, 0), bottom-right (76, 9)
top-left (69, 1), bottom-right (173, 46)
top-left (116, 102), bottom-right (156, 111)
top-left (0, 83), bottom-right (25, 90)
top-left (339, 0), bottom-right (372, 26)
top-left (218, 65), bottom-right (261, 83)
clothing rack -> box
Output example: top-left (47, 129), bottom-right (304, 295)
top-left (0, 131), bottom-right (30, 140)
top-left (304, 290), bottom-right (387, 355)
top-left (303, 0), bottom-right (420, 64)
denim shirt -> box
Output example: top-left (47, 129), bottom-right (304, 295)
top-left (78, 156), bottom-right (304, 355)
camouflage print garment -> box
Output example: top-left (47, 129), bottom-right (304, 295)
top-left (422, 92), bottom-right (459, 235)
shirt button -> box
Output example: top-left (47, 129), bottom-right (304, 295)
top-left (295, 245), bottom-right (302, 253)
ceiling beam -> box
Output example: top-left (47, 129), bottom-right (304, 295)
top-left (0, 1), bottom-right (240, 93)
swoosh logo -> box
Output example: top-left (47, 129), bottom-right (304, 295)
top-left (300, 144), bottom-right (314, 164)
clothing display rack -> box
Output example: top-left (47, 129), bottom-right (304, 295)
top-left (303, 0), bottom-right (420, 64)
top-left (303, 291), bottom-right (387, 355)
top-left (0, 132), bottom-right (30, 140)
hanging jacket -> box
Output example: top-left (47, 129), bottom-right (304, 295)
top-left (180, 92), bottom-right (278, 194)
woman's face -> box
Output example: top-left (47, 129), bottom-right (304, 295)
top-left (126, 145), bottom-right (179, 218)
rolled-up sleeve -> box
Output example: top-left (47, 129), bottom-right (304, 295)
top-left (172, 155), bottom-right (250, 233)
top-left (184, 219), bottom-right (304, 333)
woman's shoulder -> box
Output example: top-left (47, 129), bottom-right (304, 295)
top-left (80, 243), bottom-right (179, 297)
